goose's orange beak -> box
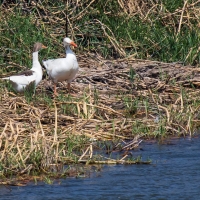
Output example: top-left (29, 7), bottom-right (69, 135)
top-left (70, 41), bottom-right (77, 48)
top-left (42, 45), bottom-right (47, 49)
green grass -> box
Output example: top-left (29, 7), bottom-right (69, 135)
top-left (67, 0), bottom-right (200, 64)
top-left (0, 14), bottom-right (64, 74)
top-left (1, 0), bottom-right (200, 69)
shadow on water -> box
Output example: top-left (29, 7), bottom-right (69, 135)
top-left (1, 136), bottom-right (200, 200)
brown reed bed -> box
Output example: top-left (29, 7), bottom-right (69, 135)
top-left (1, 56), bottom-right (200, 184)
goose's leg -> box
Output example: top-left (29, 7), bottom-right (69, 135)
top-left (54, 84), bottom-right (58, 96)
top-left (67, 83), bottom-right (77, 97)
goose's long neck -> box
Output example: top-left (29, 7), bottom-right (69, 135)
top-left (33, 51), bottom-right (39, 63)
top-left (65, 45), bottom-right (74, 57)
top-left (32, 51), bottom-right (42, 72)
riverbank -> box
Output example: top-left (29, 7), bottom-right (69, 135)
top-left (1, 136), bottom-right (200, 199)
top-left (1, 57), bottom-right (200, 183)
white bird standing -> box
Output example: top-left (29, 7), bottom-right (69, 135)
top-left (2, 42), bottom-right (47, 93)
top-left (42, 37), bottom-right (79, 96)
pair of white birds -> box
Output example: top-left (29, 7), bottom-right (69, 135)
top-left (2, 37), bottom-right (79, 96)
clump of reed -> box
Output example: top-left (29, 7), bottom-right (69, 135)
top-left (1, 57), bottom-right (200, 183)
top-left (0, 83), bottom-right (148, 183)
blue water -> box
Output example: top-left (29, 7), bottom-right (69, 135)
top-left (1, 136), bottom-right (200, 200)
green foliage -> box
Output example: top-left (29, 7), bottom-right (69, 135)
top-left (1, 0), bottom-right (200, 68)
top-left (1, 14), bottom-right (42, 68)
top-left (124, 96), bottom-right (138, 116)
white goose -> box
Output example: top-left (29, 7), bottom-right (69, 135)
top-left (42, 37), bottom-right (79, 96)
top-left (2, 42), bottom-right (47, 93)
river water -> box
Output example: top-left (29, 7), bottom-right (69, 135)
top-left (1, 136), bottom-right (200, 200)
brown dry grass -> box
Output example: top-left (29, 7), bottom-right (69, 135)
top-left (1, 51), bottom-right (200, 181)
